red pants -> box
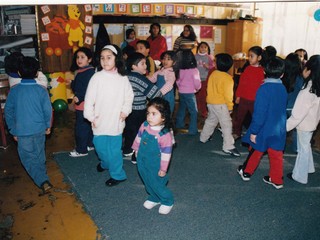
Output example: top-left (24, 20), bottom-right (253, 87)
top-left (196, 80), bottom-right (208, 118)
top-left (243, 148), bottom-right (283, 184)
top-left (232, 98), bottom-right (254, 136)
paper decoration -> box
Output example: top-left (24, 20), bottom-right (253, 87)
top-left (85, 26), bottom-right (92, 34)
top-left (41, 5), bottom-right (50, 14)
top-left (85, 5), bottom-right (92, 12)
top-left (165, 5), bottom-right (174, 15)
top-left (176, 5), bottom-right (184, 14)
top-left (85, 15), bottom-right (92, 23)
top-left (118, 4), bottom-right (127, 13)
top-left (186, 6), bottom-right (194, 15)
top-left (131, 4), bottom-right (140, 14)
top-left (200, 26), bottom-right (213, 38)
top-left (154, 4), bottom-right (163, 15)
top-left (104, 4), bottom-right (114, 13)
top-left (142, 4), bottom-right (152, 14)
top-left (197, 6), bottom-right (204, 16)
top-left (41, 32), bottom-right (50, 41)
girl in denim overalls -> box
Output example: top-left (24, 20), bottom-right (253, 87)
top-left (132, 98), bottom-right (174, 214)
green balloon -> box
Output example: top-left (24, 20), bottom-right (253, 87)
top-left (52, 99), bottom-right (68, 112)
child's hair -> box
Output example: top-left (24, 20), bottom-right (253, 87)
top-left (4, 52), bottom-right (24, 74)
top-left (126, 52), bottom-right (146, 71)
top-left (261, 45), bottom-right (277, 67)
top-left (295, 48), bottom-right (308, 61)
top-left (181, 24), bottom-right (197, 41)
top-left (215, 53), bottom-right (233, 72)
top-left (282, 53), bottom-right (302, 93)
top-left (136, 40), bottom-right (150, 50)
top-left (173, 49), bottom-right (197, 79)
top-left (160, 50), bottom-right (175, 61)
top-left (147, 97), bottom-right (172, 130)
top-left (70, 47), bottom-right (93, 72)
top-left (196, 41), bottom-right (211, 55)
top-left (302, 55), bottom-right (320, 97)
top-left (122, 45), bottom-right (135, 58)
top-left (149, 23), bottom-right (161, 34)
top-left (18, 57), bottom-right (40, 79)
top-left (264, 56), bottom-right (285, 79)
top-left (125, 28), bottom-right (135, 39)
top-left (241, 46), bottom-right (263, 72)
top-left (98, 44), bottom-right (126, 76)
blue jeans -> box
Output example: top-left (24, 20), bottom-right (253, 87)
top-left (17, 133), bottom-right (49, 187)
top-left (175, 93), bottom-right (198, 135)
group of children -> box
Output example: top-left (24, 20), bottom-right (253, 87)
top-left (4, 37), bottom-right (320, 215)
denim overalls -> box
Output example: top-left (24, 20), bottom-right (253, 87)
top-left (137, 123), bottom-right (174, 206)
top-left (156, 74), bottom-right (175, 115)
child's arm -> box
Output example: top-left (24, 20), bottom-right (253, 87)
top-left (120, 77), bottom-right (134, 119)
top-left (159, 69), bottom-right (175, 95)
top-left (158, 132), bottom-right (173, 177)
top-left (131, 123), bottom-right (145, 154)
top-left (147, 70), bottom-right (158, 83)
top-left (223, 76), bottom-right (234, 111)
top-left (193, 68), bottom-right (202, 92)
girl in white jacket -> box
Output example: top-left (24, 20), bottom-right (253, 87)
top-left (286, 55), bottom-right (320, 184)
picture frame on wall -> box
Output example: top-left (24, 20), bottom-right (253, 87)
top-left (186, 6), bottom-right (194, 15)
top-left (154, 4), bottom-right (164, 15)
top-left (175, 5), bottom-right (184, 14)
top-left (131, 4), bottom-right (140, 14)
top-left (165, 4), bottom-right (174, 15)
top-left (104, 4), bottom-right (114, 13)
top-left (117, 4), bottom-right (127, 14)
top-left (142, 4), bottom-right (152, 14)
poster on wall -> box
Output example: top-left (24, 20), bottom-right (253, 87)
top-left (37, 5), bottom-right (93, 73)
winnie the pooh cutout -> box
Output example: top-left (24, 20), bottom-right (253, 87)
top-left (65, 5), bottom-right (85, 51)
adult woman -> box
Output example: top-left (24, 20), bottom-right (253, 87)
top-left (146, 23), bottom-right (167, 61)
top-left (173, 24), bottom-right (198, 51)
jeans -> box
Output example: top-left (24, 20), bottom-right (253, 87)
top-left (17, 132), bottom-right (49, 187)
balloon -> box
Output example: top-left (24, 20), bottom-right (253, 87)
top-left (52, 99), bottom-right (68, 112)
top-left (314, 9), bottom-right (320, 21)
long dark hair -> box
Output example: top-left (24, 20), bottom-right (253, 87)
top-left (173, 49), bottom-right (197, 79)
top-left (97, 44), bottom-right (126, 76)
top-left (282, 53), bottom-right (302, 93)
top-left (303, 55), bottom-right (320, 97)
top-left (180, 24), bottom-right (197, 41)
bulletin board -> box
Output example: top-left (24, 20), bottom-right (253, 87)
top-left (37, 5), bottom-right (94, 73)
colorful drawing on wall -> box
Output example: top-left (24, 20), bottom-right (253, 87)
top-left (84, 4), bottom-right (92, 12)
top-left (142, 4), bottom-right (152, 14)
top-left (131, 4), bottom-right (140, 14)
top-left (37, 5), bottom-right (93, 73)
top-left (165, 5), bottom-right (174, 15)
top-left (186, 6), bottom-right (195, 15)
top-left (197, 6), bottom-right (204, 16)
top-left (154, 4), bottom-right (164, 15)
top-left (104, 4), bottom-right (114, 13)
top-left (118, 4), bottom-right (127, 13)
top-left (175, 5), bottom-right (184, 14)
top-left (200, 26), bottom-right (213, 38)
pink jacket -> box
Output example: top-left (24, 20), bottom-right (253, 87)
top-left (176, 68), bottom-right (201, 94)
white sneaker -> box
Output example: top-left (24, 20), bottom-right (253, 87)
top-left (159, 204), bottom-right (173, 215)
top-left (143, 200), bottom-right (160, 210)
top-left (69, 151), bottom-right (88, 157)
top-left (87, 146), bottom-right (95, 151)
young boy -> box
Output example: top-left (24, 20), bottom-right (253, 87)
top-left (237, 57), bottom-right (288, 189)
top-left (200, 53), bottom-right (240, 157)
top-left (5, 57), bottom-right (53, 193)
top-left (136, 40), bottom-right (156, 77)
top-left (123, 52), bottom-right (162, 162)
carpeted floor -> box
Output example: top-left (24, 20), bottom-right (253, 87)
top-left (54, 131), bottom-right (320, 240)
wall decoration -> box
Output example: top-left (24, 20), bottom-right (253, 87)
top-left (186, 6), bottom-right (195, 15)
top-left (200, 26), bottom-right (213, 38)
top-left (85, 15), bottom-right (92, 23)
top-left (154, 4), bottom-right (163, 15)
top-left (131, 4), bottom-right (140, 14)
top-left (142, 4), bottom-right (152, 14)
top-left (41, 5), bottom-right (50, 14)
top-left (197, 6), bottom-right (204, 16)
top-left (84, 5), bottom-right (92, 12)
top-left (118, 4), bottom-right (127, 14)
top-left (104, 4), bottom-right (114, 13)
top-left (165, 5), bottom-right (174, 15)
top-left (175, 5), bottom-right (184, 14)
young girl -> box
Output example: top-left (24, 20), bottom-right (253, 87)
top-left (69, 47), bottom-right (95, 157)
top-left (232, 46), bottom-right (265, 140)
top-left (148, 50), bottom-right (176, 114)
top-left (84, 44), bottom-right (134, 186)
top-left (174, 49), bottom-right (201, 135)
top-left (286, 55), bottom-right (320, 184)
top-left (195, 42), bottom-right (214, 118)
top-left (120, 28), bottom-right (139, 50)
top-left (132, 97), bottom-right (174, 215)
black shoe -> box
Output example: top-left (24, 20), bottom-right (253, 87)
top-left (237, 165), bottom-right (251, 181)
top-left (287, 173), bottom-right (294, 180)
top-left (131, 153), bottom-right (137, 165)
top-left (263, 176), bottom-right (283, 189)
top-left (96, 163), bottom-right (105, 172)
top-left (105, 178), bottom-right (126, 187)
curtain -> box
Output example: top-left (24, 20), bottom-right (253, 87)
top-left (256, 2), bottom-right (320, 58)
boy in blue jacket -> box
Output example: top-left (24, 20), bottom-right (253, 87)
top-left (5, 57), bottom-right (53, 194)
top-left (237, 57), bottom-right (287, 189)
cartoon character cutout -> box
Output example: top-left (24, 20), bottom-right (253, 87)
top-left (65, 5), bottom-right (85, 48)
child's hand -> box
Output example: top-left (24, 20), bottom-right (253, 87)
top-left (119, 112), bottom-right (127, 122)
top-left (13, 136), bottom-right (18, 141)
top-left (235, 97), bottom-right (240, 104)
top-left (250, 134), bottom-right (257, 144)
top-left (45, 128), bottom-right (51, 135)
top-left (73, 96), bottom-right (79, 103)
top-left (158, 170), bottom-right (166, 177)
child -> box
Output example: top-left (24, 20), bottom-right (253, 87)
top-left (232, 46), bottom-right (265, 140)
top-left (200, 53), bottom-right (240, 157)
top-left (237, 57), bottom-right (287, 189)
top-left (120, 28), bottom-right (139, 50)
top-left (68, 47), bottom-right (95, 157)
top-left (4, 57), bottom-right (53, 193)
top-left (286, 55), bottom-right (320, 184)
top-left (123, 52), bottom-right (162, 160)
top-left (132, 97), bottom-right (174, 215)
top-left (294, 48), bottom-right (308, 68)
top-left (136, 40), bottom-right (156, 77)
top-left (84, 44), bottom-right (134, 187)
top-left (4, 51), bottom-right (48, 88)
top-left (175, 49), bottom-right (201, 135)
top-left (195, 41), bottom-right (214, 118)
top-left (148, 50), bottom-right (176, 114)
